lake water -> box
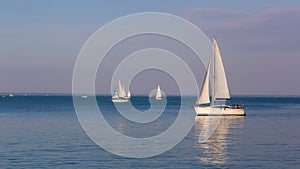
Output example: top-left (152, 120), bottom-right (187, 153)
top-left (0, 96), bottom-right (299, 168)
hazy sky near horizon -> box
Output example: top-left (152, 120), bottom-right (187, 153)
top-left (1, 0), bottom-right (300, 95)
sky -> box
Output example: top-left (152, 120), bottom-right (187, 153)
top-left (0, 0), bottom-right (300, 95)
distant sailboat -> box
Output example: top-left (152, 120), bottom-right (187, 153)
top-left (155, 85), bottom-right (162, 100)
top-left (112, 80), bottom-right (129, 103)
top-left (81, 95), bottom-right (88, 99)
top-left (194, 37), bottom-right (245, 116)
top-left (9, 93), bottom-right (14, 97)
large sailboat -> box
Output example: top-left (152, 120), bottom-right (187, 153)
top-left (194, 37), bottom-right (245, 116)
top-left (112, 80), bottom-right (129, 103)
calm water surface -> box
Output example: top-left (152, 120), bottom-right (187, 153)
top-left (0, 96), bottom-right (299, 168)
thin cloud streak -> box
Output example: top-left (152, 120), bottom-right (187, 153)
top-left (182, 7), bottom-right (300, 31)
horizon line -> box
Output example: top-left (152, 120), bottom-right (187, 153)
top-left (1, 92), bottom-right (300, 97)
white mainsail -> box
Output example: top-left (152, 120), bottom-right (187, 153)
top-left (196, 61), bottom-right (211, 105)
top-left (117, 80), bottom-right (126, 98)
top-left (156, 85), bottom-right (162, 100)
top-left (212, 37), bottom-right (230, 100)
top-left (122, 84), bottom-right (126, 97)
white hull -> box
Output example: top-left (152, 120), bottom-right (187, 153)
top-left (81, 95), bottom-right (88, 99)
top-left (194, 106), bottom-right (245, 116)
top-left (112, 98), bottom-right (128, 103)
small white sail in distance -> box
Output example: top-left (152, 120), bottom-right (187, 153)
top-left (156, 85), bottom-right (162, 100)
top-left (127, 90), bottom-right (131, 98)
top-left (122, 84), bottom-right (126, 98)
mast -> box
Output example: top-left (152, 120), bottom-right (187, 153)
top-left (212, 39), bottom-right (215, 104)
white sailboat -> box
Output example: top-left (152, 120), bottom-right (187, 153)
top-left (194, 37), bottom-right (245, 116)
top-left (81, 95), bottom-right (88, 99)
top-left (112, 80), bottom-right (129, 103)
top-left (155, 85), bottom-right (162, 100)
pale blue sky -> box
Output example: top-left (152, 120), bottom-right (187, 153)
top-left (1, 1), bottom-right (300, 95)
